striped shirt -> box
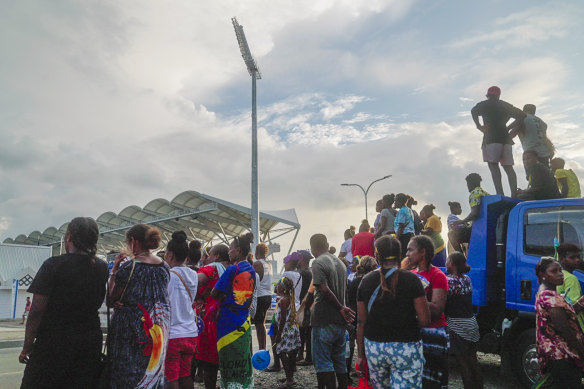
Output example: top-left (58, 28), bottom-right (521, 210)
top-left (446, 274), bottom-right (480, 342)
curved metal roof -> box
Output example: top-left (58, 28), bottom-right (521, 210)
top-left (3, 190), bottom-right (300, 255)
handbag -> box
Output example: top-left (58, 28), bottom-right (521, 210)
top-left (96, 260), bottom-right (137, 389)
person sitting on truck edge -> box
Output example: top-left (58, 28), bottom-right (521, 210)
top-left (471, 86), bottom-right (525, 198)
top-left (448, 173), bottom-right (490, 254)
top-left (550, 157), bottom-right (582, 198)
top-left (535, 257), bottom-right (584, 388)
top-left (556, 243), bottom-right (584, 332)
top-left (517, 150), bottom-right (560, 200)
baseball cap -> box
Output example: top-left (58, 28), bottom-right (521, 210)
top-left (486, 86), bottom-right (501, 96)
top-left (284, 251), bottom-right (302, 264)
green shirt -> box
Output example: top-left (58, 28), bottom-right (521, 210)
top-left (557, 270), bottom-right (584, 330)
top-left (554, 168), bottom-right (581, 198)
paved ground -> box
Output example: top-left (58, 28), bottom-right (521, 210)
top-left (0, 319), bottom-right (521, 388)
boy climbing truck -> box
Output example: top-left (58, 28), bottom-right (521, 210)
top-left (460, 194), bottom-right (584, 387)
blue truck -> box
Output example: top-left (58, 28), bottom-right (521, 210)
top-left (463, 194), bottom-right (584, 387)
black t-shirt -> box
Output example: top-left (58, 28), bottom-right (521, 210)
top-left (527, 162), bottom-right (561, 200)
top-left (471, 99), bottom-right (524, 145)
top-left (347, 275), bottom-right (364, 313)
top-left (357, 268), bottom-right (425, 342)
top-left (299, 268), bottom-right (312, 302)
top-left (28, 253), bottom-right (109, 335)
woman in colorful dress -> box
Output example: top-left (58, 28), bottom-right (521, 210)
top-left (108, 224), bottom-right (171, 389)
top-left (420, 204), bottom-right (446, 267)
top-left (193, 244), bottom-right (230, 389)
top-left (211, 232), bottom-right (257, 389)
top-left (535, 257), bottom-right (584, 387)
top-left (407, 235), bottom-right (449, 389)
top-left (19, 217), bottom-right (108, 389)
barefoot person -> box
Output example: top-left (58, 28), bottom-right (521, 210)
top-left (471, 86), bottom-right (525, 197)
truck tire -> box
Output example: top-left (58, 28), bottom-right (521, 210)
top-left (513, 328), bottom-right (541, 388)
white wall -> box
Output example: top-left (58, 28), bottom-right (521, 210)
top-left (0, 288), bottom-right (33, 320)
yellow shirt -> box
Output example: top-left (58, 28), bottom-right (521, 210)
top-left (555, 168), bottom-right (581, 198)
top-left (424, 215), bottom-right (445, 254)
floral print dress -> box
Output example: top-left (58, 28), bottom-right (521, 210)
top-left (535, 289), bottom-right (584, 373)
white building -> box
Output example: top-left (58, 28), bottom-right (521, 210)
top-left (0, 244), bottom-right (52, 319)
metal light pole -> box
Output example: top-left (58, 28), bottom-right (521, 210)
top-left (341, 175), bottom-right (392, 221)
top-left (232, 17), bottom-right (262, 248)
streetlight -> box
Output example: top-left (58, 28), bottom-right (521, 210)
top-left (341, 175), bottom-right (392, 221)
top-left (232, 17), bottom-right (261, 248)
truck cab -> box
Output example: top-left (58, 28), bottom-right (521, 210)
top-left (465, 195), bottom-right (584, 387)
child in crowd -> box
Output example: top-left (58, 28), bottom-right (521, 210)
top-left (275, 277), bottom-right (301, 389)
top-left (447, 202), bottom-right (464, 232)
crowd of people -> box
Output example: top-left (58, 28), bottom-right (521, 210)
top-left (15, 85), bottom-right (584, 389)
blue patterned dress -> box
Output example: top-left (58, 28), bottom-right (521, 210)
top-left (109, 261), bottom-right (171, 389)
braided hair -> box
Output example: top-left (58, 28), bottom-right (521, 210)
top-left (277, 276), bottom-right (297, 326)
top-left (66, 217), bottom-right (99, 258)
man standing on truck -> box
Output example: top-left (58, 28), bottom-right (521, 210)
top-left (471, 86), bottom-right (526, 198)
top-left (556, 243), bottom-right (584, 331)
top-left (448, 173), bottom-right (490, 253)
top-left (517, 150), bottom-right (560, 200)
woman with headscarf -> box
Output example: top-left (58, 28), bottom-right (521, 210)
top-left (19, 217), bottom-right (108, 389)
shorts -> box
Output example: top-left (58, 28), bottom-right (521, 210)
top-left (420, 327), bottom-right (449, 388)
top-left (253, 295), bottom-right (272, 325)
top-left (23, 310), bottom-right (30, 318)
top-left (311, 324), bottom-right (347, 374)
top-left (364, 338), bottom-right (424, 389)
top-left (449, 226), bottom-right (471, 244)
top-left (165, 337), bottom-right (197, 382)
top-left (448, 330), bottom-right (478, 357)
top-left (482, 143), bottom-right (513, 165)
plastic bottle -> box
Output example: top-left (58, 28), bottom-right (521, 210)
top-left (345, 331), bottom-right (350, 358)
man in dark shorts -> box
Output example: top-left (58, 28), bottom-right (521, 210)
top-left (471, 86), bottom-right (525, 197)
top-left (449, 173), bottom-right (490, 253)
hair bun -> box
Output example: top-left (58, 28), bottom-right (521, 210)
top-left (448, 202), bottom-right (453, 206)
top-left (350, 225), bottom-right (356, 231)
top-left (144, 227), bottom-right (162, 250)
top-left (244, 232), bottom-right (254, 242)
top-left (172, 230), bottom-right (187, 244)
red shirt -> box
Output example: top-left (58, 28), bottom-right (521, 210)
top-left (412, 266), bottom-right (448, 328)
top-left (351, 232), bottom-right (375, 257)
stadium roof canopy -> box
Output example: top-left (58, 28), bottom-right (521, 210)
top-left (3, 190), bottom-right (300, 256)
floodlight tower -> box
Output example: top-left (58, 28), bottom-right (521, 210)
top-left (232, 17), bottom-right (262, 248)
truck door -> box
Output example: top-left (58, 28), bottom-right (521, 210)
top-left (507, 202), bottom-right (584, 312)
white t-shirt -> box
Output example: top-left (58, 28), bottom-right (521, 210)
top-left (168, 266), bottom-right (199, 339)
top-left (256, 259), bottom-right (273, 297)
top-left (282, 270), bottom-right (302, 310)
top-left (340, 239), bottom-right (353, 262)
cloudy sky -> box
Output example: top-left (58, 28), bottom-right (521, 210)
top-left (1, 0), bottom-right (583, 260)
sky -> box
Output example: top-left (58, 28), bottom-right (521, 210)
top-left (1, 0), bottom-right (583, 262)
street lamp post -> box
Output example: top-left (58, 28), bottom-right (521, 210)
top-left (341, 175), bottom-right (392, 221)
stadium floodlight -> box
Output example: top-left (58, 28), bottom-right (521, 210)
top-left (232, 17), bottom-right (261, 248)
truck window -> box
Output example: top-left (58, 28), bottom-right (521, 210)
top-left (524, 206), bottom-right (584, 256)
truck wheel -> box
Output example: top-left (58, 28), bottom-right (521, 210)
top-left (514, 328), bottom-right (541, 388)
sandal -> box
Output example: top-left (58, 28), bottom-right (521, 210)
top-left (296, 359), bottom-right (313, 366)
top-left (264, 366), bottom-right (281, 373)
